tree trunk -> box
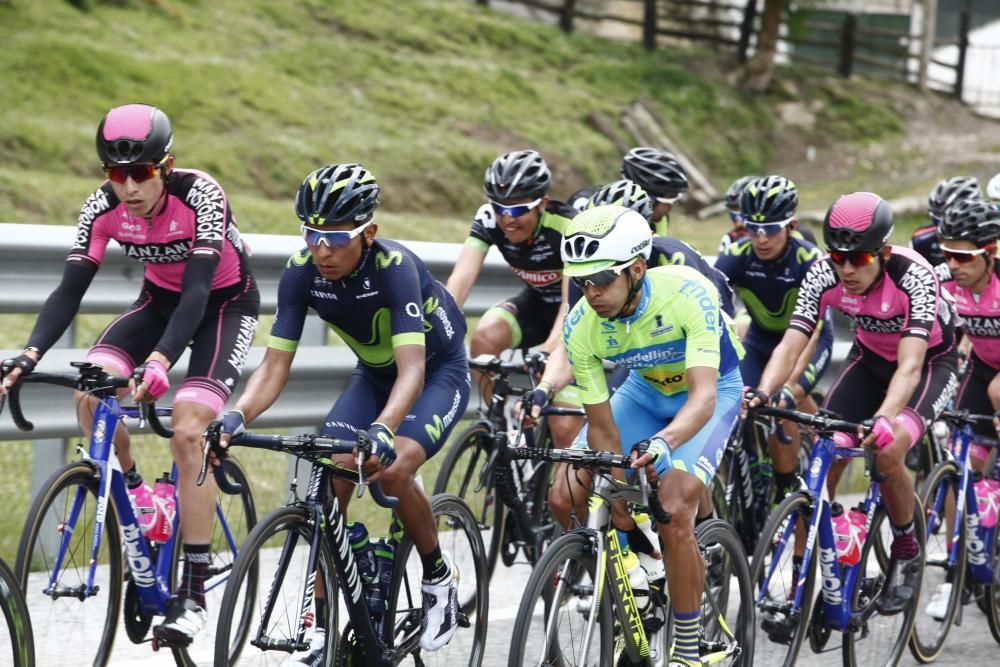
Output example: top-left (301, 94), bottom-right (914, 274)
top-left (742, 0), bottom-right (784, 92)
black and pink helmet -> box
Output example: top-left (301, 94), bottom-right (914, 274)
top-left (823, 192), bottom-right (895, 252)
top-left (96, 103), bottom-right (173, 166)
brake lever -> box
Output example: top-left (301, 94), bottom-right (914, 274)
top-left (197, 421), bottom-right (220, 487)
top-left (355, 431), bottom-right (373, 499)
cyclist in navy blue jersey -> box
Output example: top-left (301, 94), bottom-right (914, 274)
top-left (715, 175), bottom-right (834, 502)
top-left (213, 163), bottom-right (469, 660)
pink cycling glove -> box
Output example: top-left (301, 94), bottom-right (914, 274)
top-left (870, 415), bottom-right (895, 449)
top-left (138, 360), bottom-right (170, 401)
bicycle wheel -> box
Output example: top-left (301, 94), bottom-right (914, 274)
top-left (214, 504), bottom-right (338, 666)
top-left (386, 493), bottom-right (487, 666)
top-left (983, 504), bottom-right (1000, 645)
top-left (507, 530), bottom-right (613, 666)
top-left (909, 461), bottom-right (964, 663)
top-left (434, 424), bottom-right (502, 579)
top-left (843, 496), bottom-right (925, 667)
top-left (15, 461), bottom-right (122, 667)
top-left (749, 491), bottom-right (816, 667)
top-left (698, 519), bottom-right (755, 666)
top-left (172, 455), bottom-right (258, 665)
top-left (0, 557), bottom-right (34, 667)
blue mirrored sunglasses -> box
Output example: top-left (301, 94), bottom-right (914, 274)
top-left (746, 218), bottom-right (793, 237)
top-left (489, 197), bottom-right (542, 218)
top-left (301, 221), bottom-right (371, 248)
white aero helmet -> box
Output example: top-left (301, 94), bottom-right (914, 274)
top-left (988, 173), bottom-right (1000, 201)
top-left (561, 205), bottom-right (652, 277)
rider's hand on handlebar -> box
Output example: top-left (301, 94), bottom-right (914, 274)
top-left (359, 422), bottom-right (396, 482)
top-left (0, 350), bottom-right (39, 394)
top-left (630, 436), bottom-right (670, 483)
top-left (741, 387), bottom-right (770, 413)
top-left (860, 415), bottom-right (894, 450)
top-left (516, 381), bottom-right (552, 429)
top-left (131, 359), bottom-right (170, 403)
top-left (207, 410), bottom-right (246, 468)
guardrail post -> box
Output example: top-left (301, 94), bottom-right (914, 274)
top-left (839, 14), bottom-right (857, 78)
top-left (285, 315), bottom-right (329, 494)
top-left (955, 9), bottom-right (970, 101)
top-left (560, 0), bottom-right (575, 33)
top-left (643, 0), bottom-right (657, 51)
top-left (738, 0), bottom-right (757, 63)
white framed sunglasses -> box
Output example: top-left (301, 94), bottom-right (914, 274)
top-left (654, 194), bottom-right (682, 205)
top-left (301, 220), bottom-right (372, 248)
top-left (489, 197), bottom-right (542, 218)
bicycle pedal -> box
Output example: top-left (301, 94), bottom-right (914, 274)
top-left (458, 612), bottom-right (471, 629)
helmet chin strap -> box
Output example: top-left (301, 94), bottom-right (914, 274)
top-left (609, 269), bottom-right (643, 323)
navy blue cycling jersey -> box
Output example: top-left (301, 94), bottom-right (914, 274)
top-left (910, 224), bottom-right (945, 267)
top-left (567, 237), bottom-right (735, 316)
top-left (714, 235), bottom-right (827, 341)
top-left (269, 238), bottom-right (466, 377)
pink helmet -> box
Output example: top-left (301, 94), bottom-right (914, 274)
top-left (96, 104), bottom-right (173, 166)
top-left (823, 192), bottom-right (894, 252)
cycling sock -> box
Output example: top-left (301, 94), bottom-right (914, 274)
top-left (672, 608), bottom-right (700, 662)
top-left (889, 520), bottom-right (919, 559)
top-left (180, 543), bottom-right (211, 608)
top-left (421, 545), bottom-right (447, 582)
top-left (774, 471), bottom-right (798, 500)
top-left (125, 463), bottom-right (144, 489)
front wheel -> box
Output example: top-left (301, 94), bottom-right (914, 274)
top-left (983, 503), bottom-right (1000, 645)
top-left (15, 461), bottom-right (122, 667)
top-left (697, 518), bottom-right (755, 665)
top-left (508, 531), bottom-right (613, 667)
top-left (0, 557), bottom-right (34, 667)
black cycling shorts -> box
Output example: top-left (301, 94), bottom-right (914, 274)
top-left (483, 287), bottom-right (560, 350)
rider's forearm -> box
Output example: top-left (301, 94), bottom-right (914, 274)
top-left (538, 301), bottom-right (568, 354)
top-left (787, 327), bottom-right (821, 389)
top-left (659, 381), bottom-right (714, 448)
top-left (233, 358), bottom-right (290, 423)
top-left (757, 329), bottom-right (810, 395)
top-left (540, 344), bottom-right (574, 395)
top-left (26, 261), bottom-right (98, 356)
top-left (875, 364), bottom-right (921, 421)
top-left (374, 357), bottom-right (424, 433)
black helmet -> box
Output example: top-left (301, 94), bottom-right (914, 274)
top-left (823, 192), bottom-right (895, 252)
top-left (725, 175), bottom-right (759, 211)
top-left (621, 147), bottom-right (688, 197)
top-left (587, 179), bottom-right (654, 224)
top-left (740, 175), bottom-right (798, 223)
top-left (295, 163), bottom-right (380, 227)
top-left (939, 198), bottom-right (1000, 247)
top-left (928, 176), bottom-right (981, 221)
top-left (96, 103), bottom-right (173, 166)
top-left (483, 150), bottom-right (551, 201)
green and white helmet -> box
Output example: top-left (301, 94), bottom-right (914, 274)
top-left (587, 179), bottom-right (654, 224)
top-left (561, 205), bottom-right (652, 277)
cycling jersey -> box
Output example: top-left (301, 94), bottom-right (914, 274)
top-left (269, 238), bottom-right (466, 377)
top-left (563, 265), bottom-right (742, 404)
top-left (911, 224), bottom-right (945, 267)
top-left (941, 259), bottom-right (1000, 370)
top-left (567, 236), bottom-right (735, 317)
top-left (465, 200), bottom-right (575, 304)
top-left (789, 246), bottom-right (954, 361)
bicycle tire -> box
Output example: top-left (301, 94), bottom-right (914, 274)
top-left (749, 491), bottom-right (816, 667)
top-left (213, 504), bottom-right (339, 666)
top-left (843, 496), bottom-right (925, 667)
top-left (697, 518), bottom-right (755, 666)
top-left (909, 461), bottom-right (964, 663)
top-left (433, 424), bottom-right (502, 579)
top-left (507, 530), bottom-right (613, 667)
top-left (983, 499), bottom-right (1000, 645)
top-left (15, 461), bottom-right (123, 667)
top-left (171, 455), bottom-right (258, 666)
top-left (0, 557), bottom-right (34, 667)
top-left (385, 493), bottom-right (488, 666)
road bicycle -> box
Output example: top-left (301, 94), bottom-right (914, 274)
top-left (909, 409), bottom-right (1000, 662)
top-left (5, 362), bottom-right (256, 666)
top-left (434, 353), bottom-right (584, 578)
top-left (504, 445), bottom-right (754, 666)
top-left (0, 556), bottom-right (34, 667)
top-left (749, 405), bottom-right (926, 667)
top-left (206, 425), bottom-right (489, 666)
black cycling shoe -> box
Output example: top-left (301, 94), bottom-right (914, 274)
top-left (877, 551), bottom-right (922, 616)
top-left (152, 595), bottom-right (207, 647)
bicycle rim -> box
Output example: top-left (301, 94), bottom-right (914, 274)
top-left (0, 557), bottom-right (34, 667)
top-left (697, 519), bottom-right (755, 666)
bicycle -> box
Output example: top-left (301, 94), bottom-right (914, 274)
top-left (749, 405), bottom-right (926, 667)
top-left (0, 556), bottom-right (34, 667)
top-left (434, 353), bottom-right (584, 578)
top-left (504, 445), bottom-right (754, 667)
top-left (909, 409), bottom-right (1000, 662)
top-left (206, 426), bottom-right (489, 666)
top-left (5, 362), bottom-right (256, 666)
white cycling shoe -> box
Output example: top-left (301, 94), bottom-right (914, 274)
top-left (420, 554), bottom-right (459, 652)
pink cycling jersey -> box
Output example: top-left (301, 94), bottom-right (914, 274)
top-left (943, 259), bottom-right (1000, 370)
top-left (68, 169), bottom-right (248, 290)
top-left (790, 245), bottom-right (951, 361)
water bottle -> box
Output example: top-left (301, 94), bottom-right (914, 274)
top-left (930, 420), bottom-right (950, 452)
top-left (147, 474), bottom-right (177, 543)
top-left (848, 505), bottom-right (868, 545)
top-left (373, 539), bottom-right (395, 612)
top-left (622, 549), bottom-right (650, 613)
top-left (635, 514), bottom-right (665, 582)
top-left (974, 477), bottom-right (999, 529)
top-left (347, 522), bottom-right (381, 614)
top-left (831, 502), bottom-right (862, 566)
top-left (126, 481), bottom-right (157, 534)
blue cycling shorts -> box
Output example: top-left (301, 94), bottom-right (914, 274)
top-left (572, 367), bottom-right (743, 485)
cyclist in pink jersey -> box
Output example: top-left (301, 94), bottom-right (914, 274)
top-left (0, 103), bottom-right (259, 644)
top-left (746, 192), bottom-right (958, 616)
top-left (937, 199), bottom-right (1000, 467)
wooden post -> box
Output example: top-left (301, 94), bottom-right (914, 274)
top-left (918, 0), bottom-right (938, 92)
top-left (839, 14), bottom-right (857, 78)
top-left (738, 0), bottom-right (758, 63)
top-left (643, 0), bottom-right (657, 51)
top-left (955, 9), bottom-right (970, 101)
top-left (560, 0), bottom-right (575, 33)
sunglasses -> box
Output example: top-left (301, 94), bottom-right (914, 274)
top-left (745, 216), bottom-right (794, 237)
top-left (301, 220), bottom-right (372, 248)
top-left (104, 161), bottom-right (164, 184)
top-left (490, 198), bottom-right (542, 218)
top-left (942, 244), bottom-right (994, 264)
top-left (828, 249), bottom-right (879, 267)
top-left (654, 194), bottom-right (681, 205)
top-left (570, 260), bottom-right (636, 289)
